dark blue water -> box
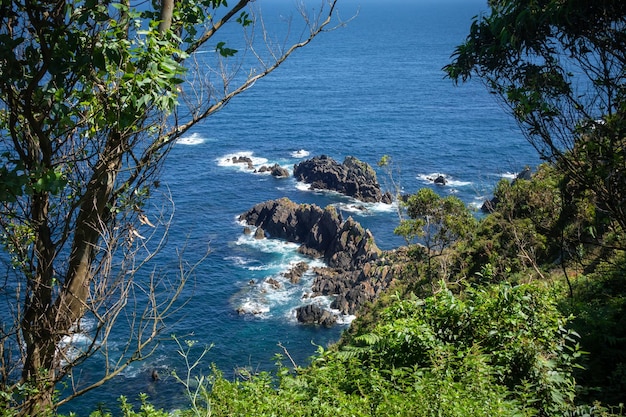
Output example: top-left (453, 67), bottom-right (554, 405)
top-left (64, 0), bottom-right (539, 413)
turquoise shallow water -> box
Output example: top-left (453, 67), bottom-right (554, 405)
top-left (60, 0), bottom-right (540, 413)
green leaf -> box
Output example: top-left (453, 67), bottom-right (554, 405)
top-left (216, 41), bottom-right (238, 57)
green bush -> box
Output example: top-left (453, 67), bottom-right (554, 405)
top-left (341, 282), bottom-right (582, 416)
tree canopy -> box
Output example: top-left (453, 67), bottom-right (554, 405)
top-left (445, 0), bottom-right (626, 236)
top-left (0, 0), bottom-right (341, 414)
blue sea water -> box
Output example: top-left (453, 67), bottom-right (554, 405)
top-left (64, 0), bottom-right (539, 413)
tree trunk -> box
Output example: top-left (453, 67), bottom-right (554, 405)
top-left (20, 131), bottom-right (125, 415)
top-left (159, 0), bottom-right (175, 34)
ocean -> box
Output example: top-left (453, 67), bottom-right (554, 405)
top-left (63, 0), bottom-right (539, 413)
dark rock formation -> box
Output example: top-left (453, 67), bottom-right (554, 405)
top-left (271, 165), bottom-right (290, 178)
top-left (239, 198), bottom-right (380, 268)
top-left (516, 166), bottom-right (532, 181)
top-left (425, 174), bottom-right (447, 185)
top-left (433, 175), bottom-right (447, 185)
top-left (239, 198), bottom-right (404, 325)
top-left (283, 261), bottom-right (309, 284)
top-left (266, 278), bottom-right (281, 289)
top-left (293, 155), bottom-right (393, 204)
top-left (254, 227), bottom-right (265, 239)
top-left (257, 164), bottom-right (290, 178)
top-left (480, 198), bottom-right (499, 213)
top-left (231, 156), bottom-right (254, 170)
top-left (295, 304), bottom-right (337, 327)
top-left (311, 254), bottom-right (406, 315)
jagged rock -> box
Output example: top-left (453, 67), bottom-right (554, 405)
top-left (239, 198), bottom-right (407, 325)
top-left (232, 156), bottom-right (254, 170)
top-left (271, 164), bottom-right (290, 178)
top-left (239, 198), bottom-right (379, 268)
top-left (516, 166), bottom-right (532, 181)
top-left (326, 217), bottom-right (380, 269)
top-left (256, 164), bottom-right (290, 178)
top-left (283, 261), bottom-right (309, 284)
top-left (311, 251), bottom-right (409, 315)
top-left (481, 197), bottom-right (499, 213)
top-left (433, 175), bottom-right (447, 185)
top-left (254, 227), bottom-right (265, 239)
top-left (266, 278), bottom-right (281, 289)
top-left (295, 304), bottom-right (337, 327)
top-left (293, 155), bottom-right (392, 203)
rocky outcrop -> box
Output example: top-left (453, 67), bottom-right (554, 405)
top-left (239, 198), bottom-right (381, 267)
top-left (433, 175), bottom-right (447, 185)
top-left (231, 156), bottom-right (254, 170)
top-left (257, 164), bottom-right (290, 178)
top-left (254, 227), bottom-right (266, 239)
top-left (239, 198), bottom-right (403, 325)
top-left (293, 155), bottom-right (393, 204)
top-left (283, 261), bottom-right (309, 284)
top-left (295, 304), bottom-right (336, 327)
top-left (312, 256), bottom-right (405, 315)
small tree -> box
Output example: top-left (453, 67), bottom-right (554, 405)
top-left (0, 0), bottom-right (342, 414)
top-left (394, 188), bottom-right (476, 288)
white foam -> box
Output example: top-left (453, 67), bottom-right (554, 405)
top-left (238, 298), bottom-right (271, 316)
top-left (447, 179), bottom-right (472, 187)
top-left (296, 181), bottom-right (358, 198)
top-left (119, 354), bottom-right (171, 379)
top-left (247, 264), bottom-right (274, 271)
top-left (177, 133), bottom-right (206, 145)
top-left (500, 172), bottom-right (517, 180)
top-left (336, 314), bottom-right (356, 325)
top-left (232, 225), bottom-right (357, 326)
top-left (58, 317), bottom-right (97, 365)
top-left (230, 235), bottom-right (329, 320)
top-left (336, 200), bottom-right (396, 216)
top-left (290, 149), bottom-right (310, 158)
top-left (235, 233), bottom-right (301, 254)
top-left (417, 173), bottom-right (472, 187)
top-left (217, 151), bottom-right (269, 171)
top-left (295, 181), bottom-right (312, 192)
top-left (225, 256), bottom-right (252, 266)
